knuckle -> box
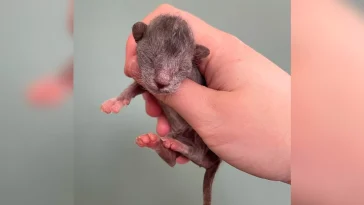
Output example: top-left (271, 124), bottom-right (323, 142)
top-left (124, 65), bottom-right (132, 77)
top-left (161, 93), bottom-right (174, 105)
top-left (124, 58), bottom-right (140, 78)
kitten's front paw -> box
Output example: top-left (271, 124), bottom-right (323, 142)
top-left (100, 98), bottom-right (130, 114)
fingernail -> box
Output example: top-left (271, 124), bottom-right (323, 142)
top-left (127, 58), bottom-right (141, 78)
top-left (128, 59), bottom-right (135, 70)
top-left (125, 59), bottom-right (135, 77)
top-left (129, 59), bottom-right (139, 72)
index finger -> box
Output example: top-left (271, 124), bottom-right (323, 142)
top-left (124, 4), bottom-right (224, 79)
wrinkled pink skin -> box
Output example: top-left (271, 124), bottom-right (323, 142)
top-left (27, 0), bottom-right (73, 107)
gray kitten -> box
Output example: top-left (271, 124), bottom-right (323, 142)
top-left (101, 14), bottom-right (221, 205)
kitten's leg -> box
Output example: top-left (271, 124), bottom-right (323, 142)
top-left (101, 81), bottom-right (144, 114)
top-left (160, 137), bottom-right (218, 169)
top-left (135, 133), bottom-right (178, 167)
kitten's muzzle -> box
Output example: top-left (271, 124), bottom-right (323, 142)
top-left (154, 72), bottom-right (172, 89)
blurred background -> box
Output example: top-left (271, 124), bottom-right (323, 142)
top-left (350, 0), bottom-right (364, 10)
top-left (75, 1), bottom-right (290, 205)
top-left (0, 0), bottom-right (73, 205)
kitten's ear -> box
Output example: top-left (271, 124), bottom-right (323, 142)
top-left (194, 44), bottom-right (210, 60)
top-left (132, 22), bottom-right (148, 43)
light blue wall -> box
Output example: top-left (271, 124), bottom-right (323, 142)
top-left (0, 1), bottom-right (73, 205)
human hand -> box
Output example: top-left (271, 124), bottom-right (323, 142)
top-left (124, 4), bottom-right (291, 183)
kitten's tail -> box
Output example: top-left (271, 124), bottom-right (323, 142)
top-left (203, 159), bottom-right (221, 205)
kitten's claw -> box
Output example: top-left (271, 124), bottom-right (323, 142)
top-left (100, 98), bottom-right (130, 114)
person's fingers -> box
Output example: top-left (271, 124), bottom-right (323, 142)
top-left (154, 112), bottom-right (189, 164)
top-left (130, 54), bottom-right (225, 139)
top-left (129, 58), bottom-right (227, 133)
top-left (124, 35), bottom-right (137, 78)
top-left (154, 78), bottom-right (228, 132)
top-left (156, 115), bottom-right (170, 136)
top-left (176, 156), bottom-right (190, 164)
top-left (154, 113), bottom-right (189, 164)
top-left (143, 92), bottom-right (162, 117)
top-left (142, 97), bottom-right (189, 163)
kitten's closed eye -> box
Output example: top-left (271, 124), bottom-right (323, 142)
top-left (180, 61), bottom-right (192, 71)
top-left (139, 52), bottom-right (154, 65)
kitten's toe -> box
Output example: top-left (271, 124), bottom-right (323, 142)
top-left (135, 133), bottom-right (160, 149)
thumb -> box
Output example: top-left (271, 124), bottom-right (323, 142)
top-left (126, 57), bottom-right (224, 129)
top-left (153, 79), bottom-right (222, 129)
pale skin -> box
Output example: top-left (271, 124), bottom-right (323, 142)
top-left (292, 0), bottom-right (364, 203)
top-left (102, 4), bottom-right (291, 184)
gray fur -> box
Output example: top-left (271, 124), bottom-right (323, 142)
top-left (129, 14), bottom-right (221, 205)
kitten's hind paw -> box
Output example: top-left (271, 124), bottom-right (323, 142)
top-left (135, 133), bottom-right (160, 149)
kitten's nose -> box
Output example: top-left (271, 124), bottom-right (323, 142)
top-left (155, 73), bottom-right (171, 89)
